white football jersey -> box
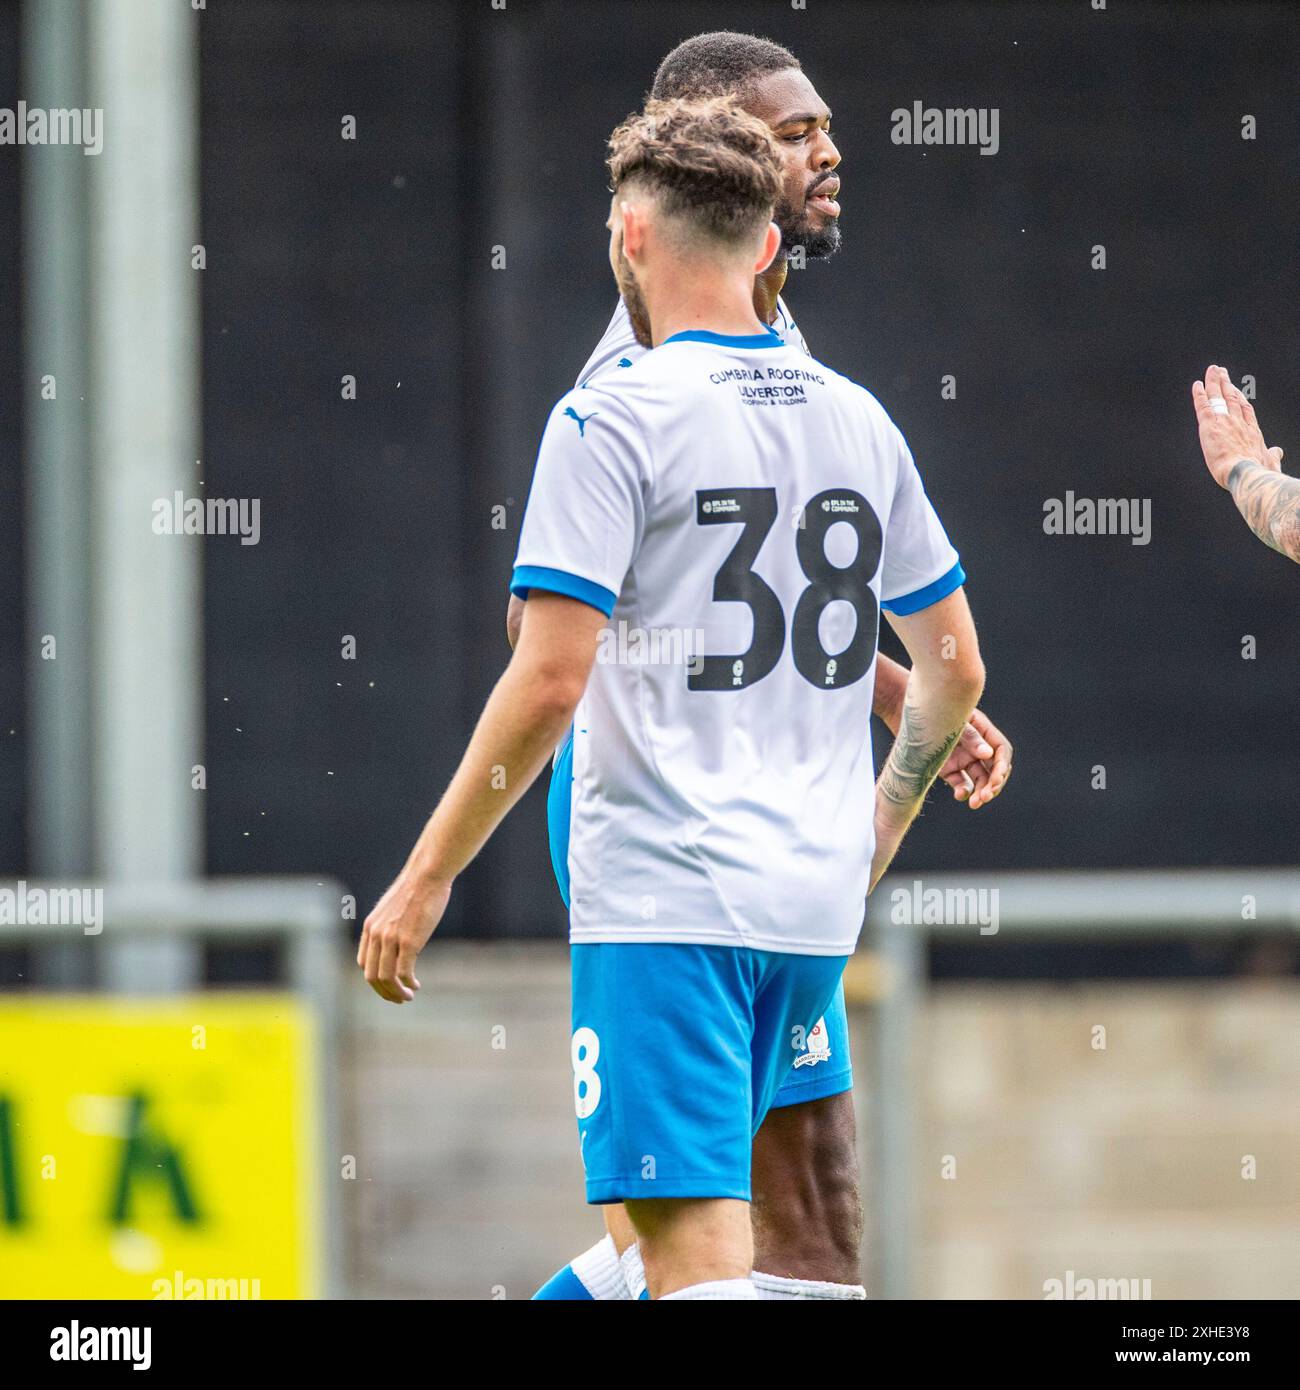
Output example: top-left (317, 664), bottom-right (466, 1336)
top-left (513, 326), bottom-right (963, 956)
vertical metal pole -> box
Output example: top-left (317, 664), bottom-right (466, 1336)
top-left (85, 0), bottom-right (204, 990)
top-left (25, 0), bottom-right (203, 989)
top-left (289, 912), bottom-right (344, 1299)
top-left (22, 0), bottom-right (95, 987)
top-left (867, 898), bottom-right (923, 1298)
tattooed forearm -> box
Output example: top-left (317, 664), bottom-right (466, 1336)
top-left (877, 697), bottom-right (963, 810)
top-left (1226, 460), bottom-right (1300, 563)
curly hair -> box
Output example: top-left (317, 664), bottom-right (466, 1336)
top-left (649, 30), bottom-right (799, 103)
top-left (606, 97), bottom-right (782, 247)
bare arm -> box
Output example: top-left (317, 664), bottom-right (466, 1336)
top-left (403, 591), bottom-right (599, 883)
top-left (875, 647), bottom-right (1012, 809)
top-left (871, 651), bottom-right (908, 727)
top-left (359, 592), bottom-right (605, 1002)
top-left (870, 588), bottom-right (984, 891)
top-left (506, 593), bottom-right (525, 650)
top-left (1226, 460), bottom-right (1300, 563)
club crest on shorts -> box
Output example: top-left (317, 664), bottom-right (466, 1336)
top-left (792, 1015), bottom-right (831, 1068)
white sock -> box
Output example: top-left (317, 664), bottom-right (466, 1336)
top-left (659, 1278), bottom-right (757, 1300)
top-left (752, 1270), bottom-right (866, 1300)
top-left (619, 1242), bottom-right (647, 1300)
top-left (570, 1235), bottom-right (633, 1300)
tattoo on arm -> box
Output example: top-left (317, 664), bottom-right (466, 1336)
top-left (1226, 460), bottom-right (1300, 563)
top-left (877, 698), bottom-right (962, 810)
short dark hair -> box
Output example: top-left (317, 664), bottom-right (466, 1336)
top-left (649, 31), bottom-right (799, 104)
top-left (607, 98), bottom-right (782, 247)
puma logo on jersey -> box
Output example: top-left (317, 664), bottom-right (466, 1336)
top-left (564, 406), bottom-right (599, 437)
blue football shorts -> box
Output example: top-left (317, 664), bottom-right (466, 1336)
top-left (547, 727), bottom-right (854, 1123)
top-left (570, 940), bottom-right (848, 1203)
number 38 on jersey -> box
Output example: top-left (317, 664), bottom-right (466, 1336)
top-left (689, 485), bottom-right (882, 693)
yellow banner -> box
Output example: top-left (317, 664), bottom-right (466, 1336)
top-left (0, 995), bottom-right (319, 1298)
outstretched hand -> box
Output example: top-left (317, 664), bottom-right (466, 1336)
top-left (1192, 364), bottom-right (1284, 488)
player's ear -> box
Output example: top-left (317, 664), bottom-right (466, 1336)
top-left (620, 200), bottom-right (646, 260)
top-left (754, 221), bottom-right (781, 275)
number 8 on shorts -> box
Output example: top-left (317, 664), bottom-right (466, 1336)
top-left (571, 1026), bottom-right (601, 1119)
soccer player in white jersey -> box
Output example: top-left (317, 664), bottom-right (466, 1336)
top-left (516, 32), bottom-right (1013, 1301)
top-left (359, 96), bottom-right (987, 1299)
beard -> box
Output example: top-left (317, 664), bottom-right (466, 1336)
top-left (774, 196), bottom-right (843, 261)
top-left (615, 244), bottom-right (654, 348)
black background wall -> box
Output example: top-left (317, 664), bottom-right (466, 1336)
top-left (3, 1), bottom-right (1297, 944)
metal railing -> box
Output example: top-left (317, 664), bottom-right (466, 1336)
top-left (856, 868), bottom-right (1300, 1299)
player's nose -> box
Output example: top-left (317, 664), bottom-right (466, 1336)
top-left (812, 128), bottom-right (841, 171)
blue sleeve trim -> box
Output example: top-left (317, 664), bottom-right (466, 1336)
top-left (511, 565), bottom-right (617, 617)
top-left (881, 560), bottom-right (966, 616)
